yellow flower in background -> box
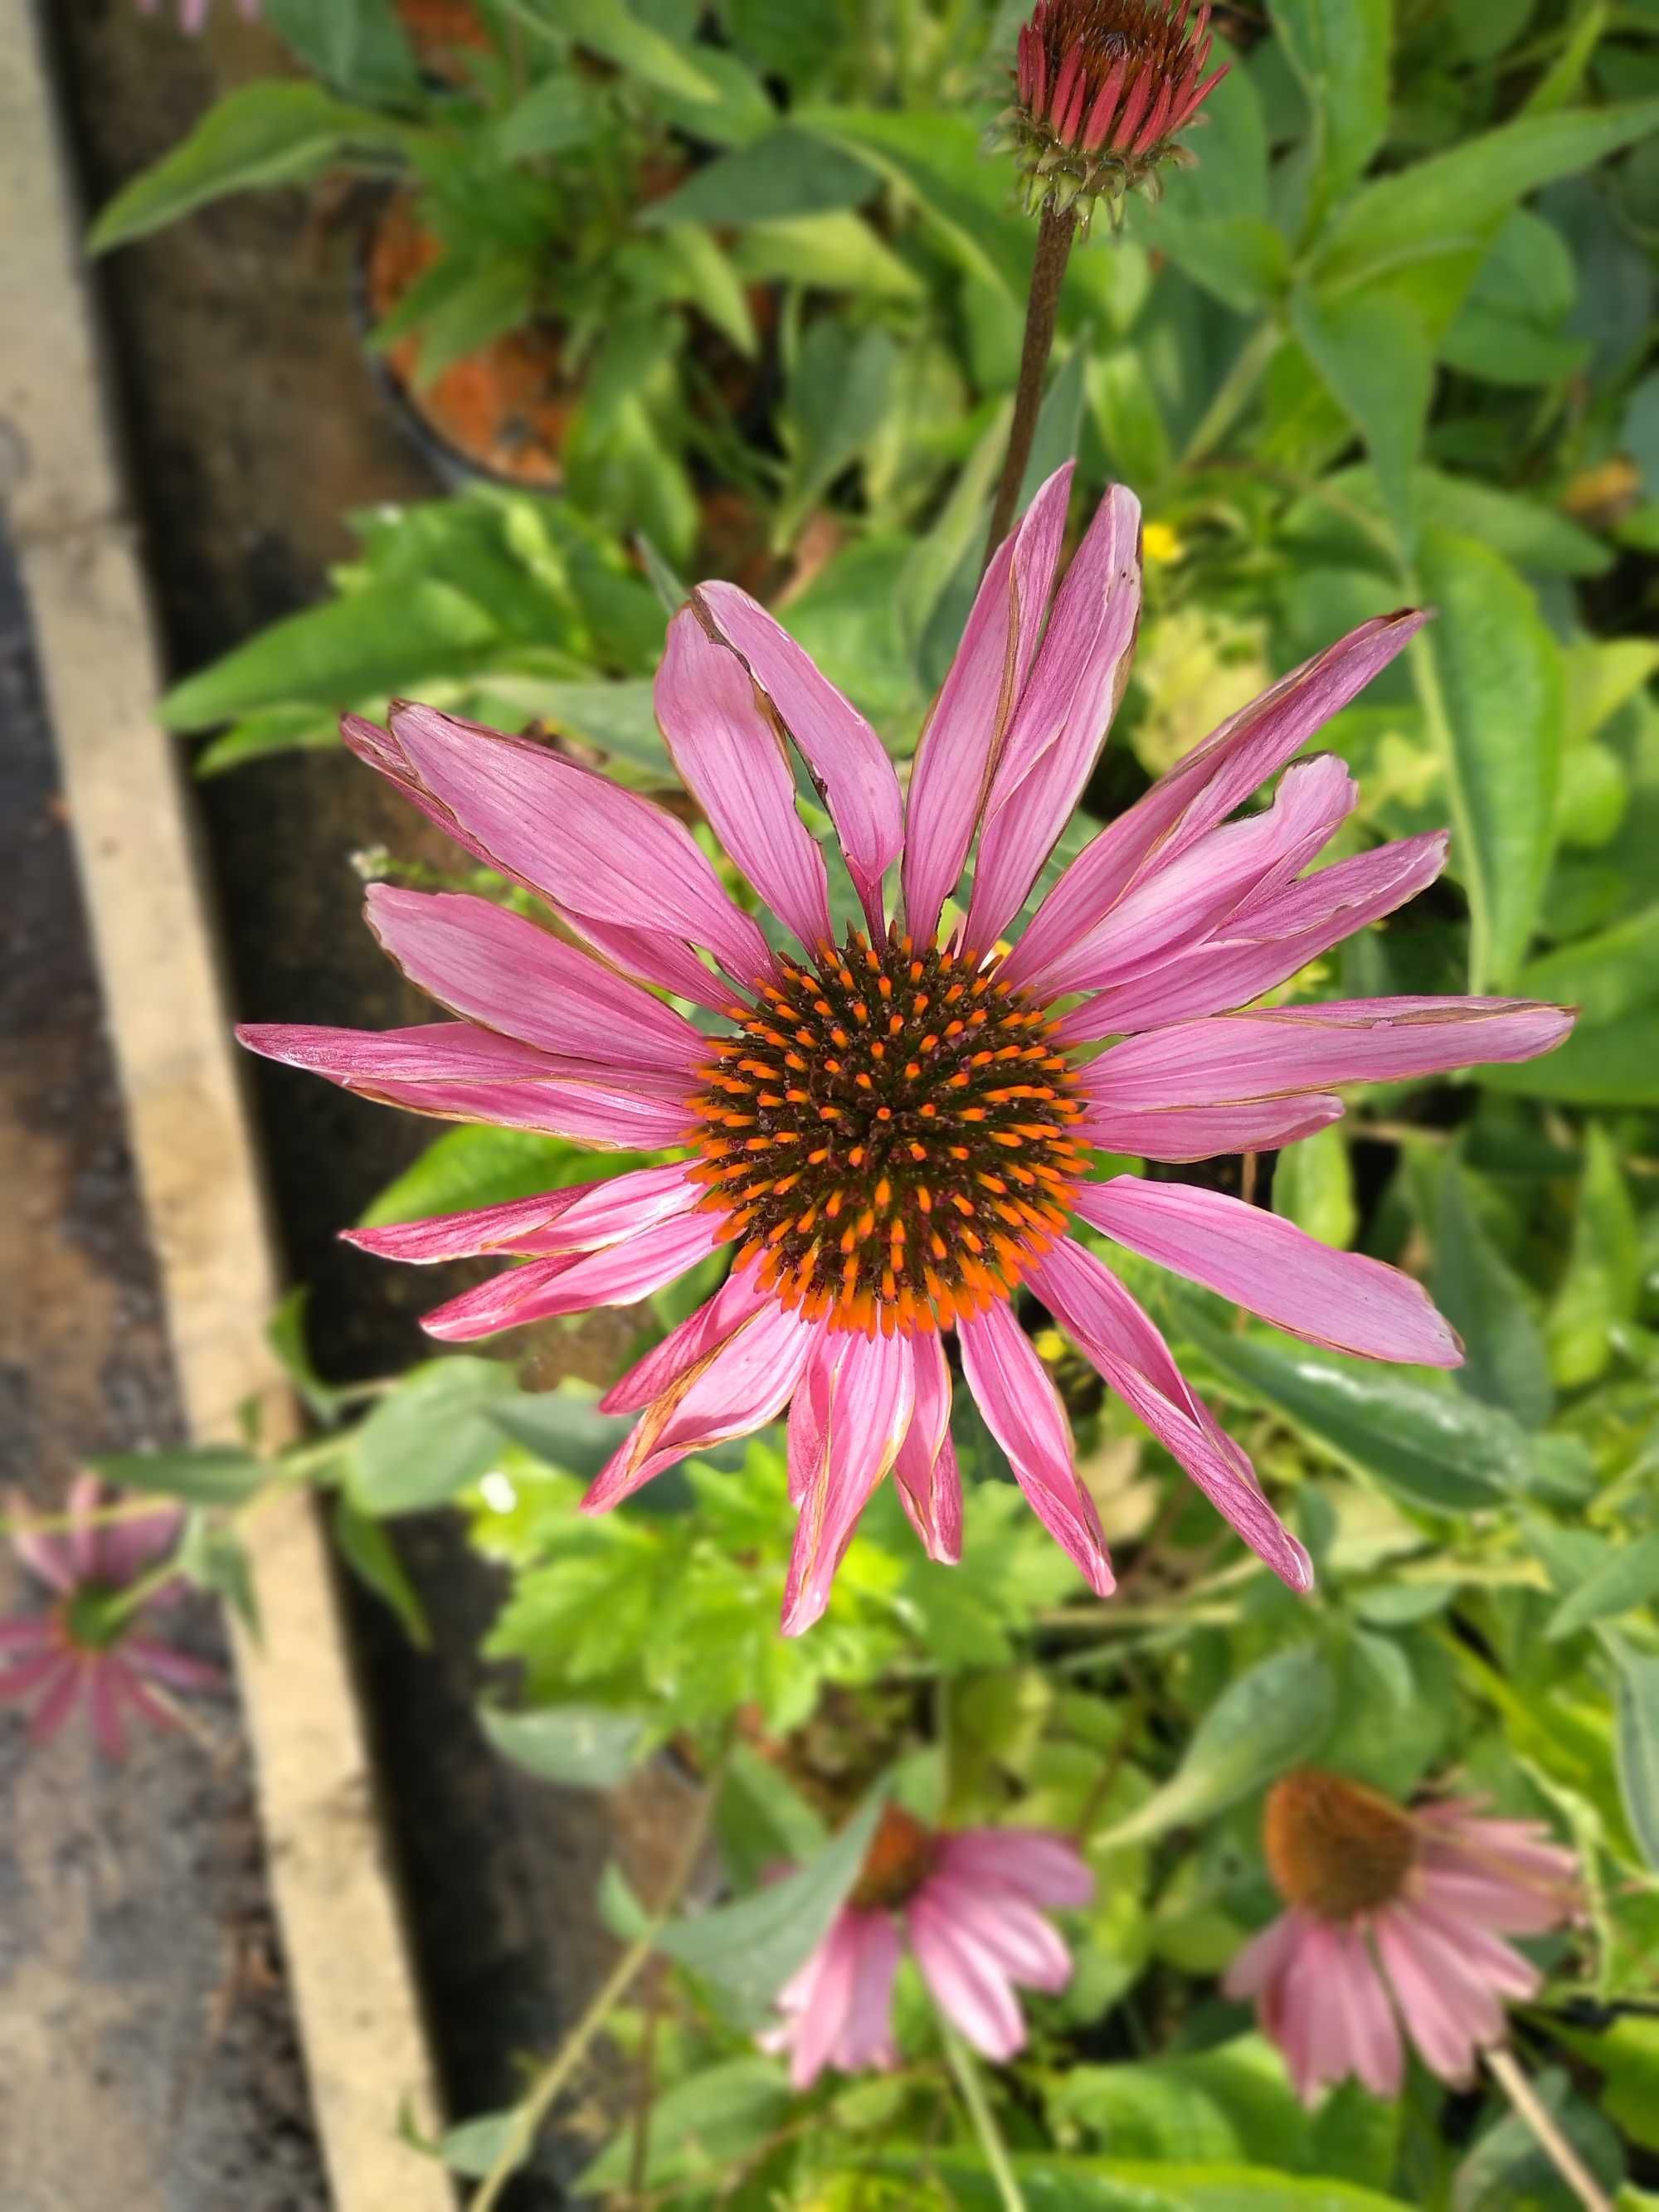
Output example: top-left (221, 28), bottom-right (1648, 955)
top-left (1142, 520), bottom-right (1183, 565)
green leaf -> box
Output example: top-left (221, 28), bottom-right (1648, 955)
top-left (1272, 1124), bottom-right (1356, 1252)
top-left (1183, 1315), bottom-right (1577, 1513)
top-left (1552, 2016), bottom-right (1659, 2154)
top-left (652, 1792), bottom-right (883, 2022)
top-left (1486, 905), bottom-right (1659, 1106)
top-left (1329, 465), bottom-right (1611, 577)
top-left (1095, 1646), bottom-right (1336, 1849)
top-left (1316, 102), bottom-right (1659, 289)
top-left (89, 83), bottom-right (405, 254)
top-left (489, 1384), bottom-right (637, 1482)
top-left (1418, 530), bottom-right (1564, 989)
top-left (882, 2153), bottom-right (1411, 2210)
top-left (479, 1701), bottom-right (649, 1787)
top-left (1267, 0), bottom-right (1390, 212)
top-left (1433, 1165), bottom-right (1553, 1429)
top-left (714, 1742), bottom-right (828, 1889)
top-left (260, 0), bottom-right (422, 101)
top-left (161, 580), bottom-right (499, 728)
top-left (1293, 283), bottom-right (1434, 541)
top-left (90, 1446), bottom-right (266, 1507)
top-left (349, 1358), bottom-right (520, 1514)
top-left (529, 678), bottom-right (670, 773)
top-left (1049, 2037), bottom-right (1310, 2169)
top-left (1547, 1534), bottom-right (1659, 1641)
top-left (638, 127), bottom-right (876, 226)
top-left (728, 211), bottom-right (922, 301)
top-left (776, 322), bottom-right (901, 544)
top-left (333, 1495), bottom-right (431, 1646)
top-left (577, 2058), bottom-right (791, 2192)
top-left (265, 1285), bottom-right (349, 1427)
top-left (652, 223), bottom-right (757, 356)
top-left (1453, 2068), bottom-right (1625, 2212)
top-left (493, 75), bottom-right (599, 163)
top-left (434, 2111), bottom-right (522, 2180)
top-left (1443, 208), bottom-right (1588, 387)
top-left (1609, 1635), bottom-right (1659, 1870)
top-left (513, 0), bottom-right (720, 101)
top-left (1548, 1124), bottom-right (1641, 1388)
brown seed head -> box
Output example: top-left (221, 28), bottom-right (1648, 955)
top-left (1000, 0), bottom-right (1228, 229)
top-left (849, 1802), bottom-right (941, 1911)
top-left (1262, 1770), bottom-right (1418, 1922)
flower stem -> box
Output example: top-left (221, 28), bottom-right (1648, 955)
top-left (467, 1761), bottom-right (723, 2212)
top-left (1486, 2047), bottom-right (1613, 2212)
top-left (984, 201), bottom-right (1078, 569)
top-left (940, 2023), bottom-right (1028, 2212)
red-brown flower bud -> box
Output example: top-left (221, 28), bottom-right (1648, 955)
top-left (998, 0), bottom-right (1228, 229)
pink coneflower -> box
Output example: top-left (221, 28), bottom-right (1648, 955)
top-left (1003, 0), bottom-right (1228, 222)
top-left (238, 464), bottom-right (1573, 1635)
top-left (1224, 1770), bottom-right (1582, 2104)
top-left (0, 1476), bottom-right (222, 1757)
top-left (761, 1806), bottom-right (1092, 2084)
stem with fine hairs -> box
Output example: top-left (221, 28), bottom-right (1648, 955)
top-left (983, 199), bottom-right (1078, 569)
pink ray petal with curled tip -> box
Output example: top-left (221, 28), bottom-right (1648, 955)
top-left (656, 610), bottom-right (835, 955)
top-left (693, 583), bottom-right (905, 938)
top-left (1010, 611), bottom-right (1427, 989)
top-left (958, 1298), bottom-right (1113, 1598)
top-left (364, 886), bottom-right (707, 1079)
top-left (891, 1331), bottom-right (961, 1565)
top-left (781, 1326), bottom-right (917, 1636)
top-left (1074, 1176), bottom-right (1462, 1368)
top-left (1033, 1237), bottom-right (1313, 1591)
top-left (1061, 830), bottom-right (1450, 1041)
top-left (421, 1210), bottom-right (725, 1342)
top-left (902, 464), bottom-right (1073, 944)
top-left (965, 486), bottom-right (1142, 951)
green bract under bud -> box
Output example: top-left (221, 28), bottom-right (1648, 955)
top-left (997, 0), bottom-right (1228, 232)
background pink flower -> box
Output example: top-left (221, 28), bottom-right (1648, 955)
top-left (1225, 1769), bottom-right (1581, 2104)
top-left (240, 466), bottom-right (1573, 1634)
top-left (1, 1475), bottom-right (222, 1758)
top-left (761, 1806), bottom-right (1093, 2086)
top-left (135, 0), bottom-right (260, 30)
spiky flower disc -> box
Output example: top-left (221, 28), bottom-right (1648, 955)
top-left (1000, 0), bottom-right (1228, 229)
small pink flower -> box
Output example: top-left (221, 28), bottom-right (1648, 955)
top-left (135, 0), bottom-right (260, 31)
top-left (239, 466), bottom-right (1574, 1634)
top-left (1225, 1769), bottom-right (1582, 2104)
top-left (761, 1807), bottom-right (1093, 2086)
top-left (1005, 0), bottom-right (1228, 222)
top-left (1, 1475), bottom-right (222, 1758)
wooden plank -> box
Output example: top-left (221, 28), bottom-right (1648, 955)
top-left (0, 8), bottom-right (453, 2205)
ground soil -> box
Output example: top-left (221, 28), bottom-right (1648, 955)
top-left (26, 5), bottom-right (699, 2200)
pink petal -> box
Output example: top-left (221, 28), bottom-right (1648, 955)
top-left (1032, 1237), bottom-right (1313, 1590)
top-left (694, 584), bottom-right (905, 937)
top-left (238, 1023), bottom-right (696, 1150)
top-left (0, 1647), bottom-right (75, 1702)
top-left (407, 1163), bottom-right (694, 1262)
top-left (1074, 1095), bottom-right (1347, 1162)
top-left (107, 1660), bottom-right (182, 1735)
top-left (95, 1501), bottom-right (187, 1590)
top-left (1222, 1909), bottom-right (1302, 2003)
top-left (346, 1185), bottom-right (614, 1265)
top-left (124, 1639), bottom-right (226, 1694)
top-left (1319, 1924), bottom-right (1404, 2101)
top-left (67, 1472), bottom-right (104, 1581)
top-left (1012, 610), bottom-right (1427, 989)
top-left (934, 1829), bottom-right (1094, 1912)
top-left (957, 1300), bottom-right (1114, 1598)
top-left (0, 1617), bottom-right (55, 1655)
top-left (1404, 1898), bottom-right (1540, 2004)
top-left (786, 1327), bottom-right (835, 1510)
top-left (902, 464), bottom-right (1073, 942)
top-left (8, 1503), bottom-right (78, 1593)
top-left (1374, 1904), bottom-right (1502, 2085)
top-left (965, 487), bottom-right (1142, 950)
top-left (1073, 1176), bottom-right (1462, 1369)
top-left (1008, 753), bottom-right (1358, 1000)
top-left (88, 1662), bottom-right (129, 1761)
top-left (781, 1328), bottom-right (917, 1636)
top-left (1080, 997), bottom-right (1576, 1108)
top-left (830, 1910), bottom-right (904, 2074)
top-left (920, 1873), bottom-right (1074, 1992)
top-left (891, 1332), bottom-right (961, 1565)
top-left (907, 1888), bottom-right (1028, 2061)
top-left (365, 886), bottom-right (707, 1079)
top-left (387, 702), bottom-right (774, 989)
top-left (656, 610), bottom-right (835, 955)
top-left (600, 1266), bottom-right (772, 1415)
top-left (1061, 831), bottom-right (1450, 1040)
top-left (581, 1296), bottom-right (815, 1511)
top-left (27, 1653), bottom-right (85, 1743)
top-left (421, 1210), bottom-right (724, 1342)
top-left (1409, 1862), bottom-right (1570, 1938)
top-left (779, 1909), bottom-right (868, 2090)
